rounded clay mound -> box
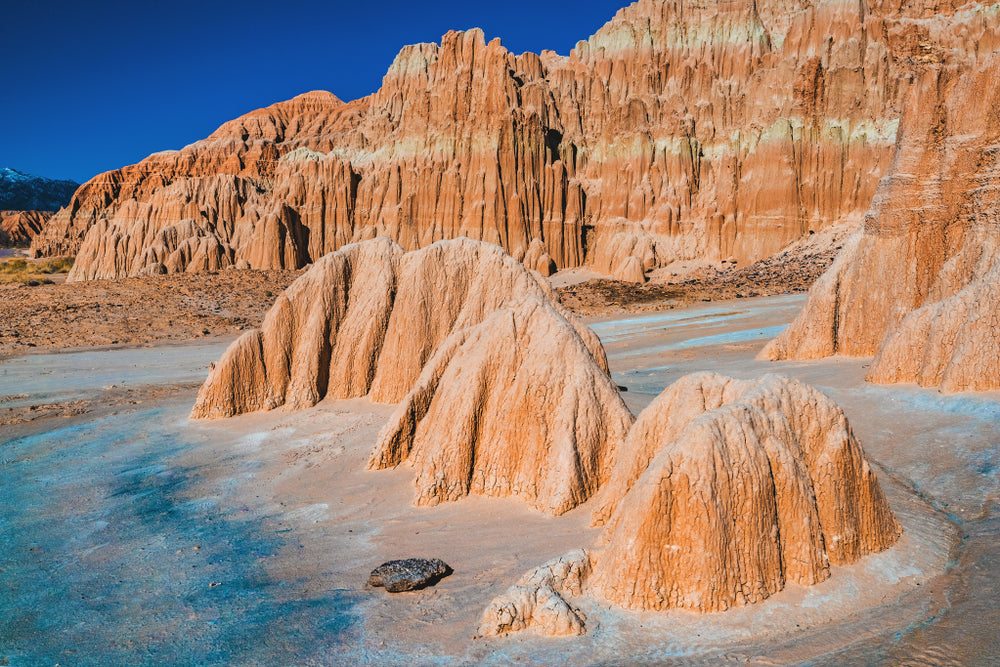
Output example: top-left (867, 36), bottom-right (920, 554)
top-left (191, 237), bottom-right (608, 418)
top-left (369, 296), bottom-right (634, 516)
top-left (589, 372), bottom-right (901, 612)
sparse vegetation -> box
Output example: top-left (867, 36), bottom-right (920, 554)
top-left (0, 256), bottom-right (74, 284)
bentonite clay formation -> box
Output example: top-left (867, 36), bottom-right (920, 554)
top-left (761, 50), bottom-right (1000, 392)
top-left (477, 549), bottom-right (591, 638)
top-left (586, 372), bottom-right (900, 613)
top-left (368, 558), bottom-right (453, 593)
top-left (190, 237), bottom-right (607, 418)
top-left (36, 1), bottom-right (1000, 281)
top-left (368, 297), bottom-right (634, 516)
top-left (0, 210), bottom-right (50, 247)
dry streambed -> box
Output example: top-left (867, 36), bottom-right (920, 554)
top-left (2, 295), bottom-right (996, 664)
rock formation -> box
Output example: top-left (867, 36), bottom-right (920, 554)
top-left (761, 49), bottom-right (1000, 392)
top-left (368, 296), bottom-right (633, 515)
top-left (0, 210), bottom-right (50, 247)
top-left (35, 1), bottom-right (1000, 281)
top-left (368, 558), bottom-right (452, 592)
top-left (588, 372), bottom-right (900, 612)
top-left (477, 549), bottom-right (591, 637)
top-left (190, 237), bottom-right (609, 418)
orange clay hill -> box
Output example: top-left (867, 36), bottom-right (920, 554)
top-left (33, 0), bottom-right (999, 283)
top-left (0, 210), bottom-right (50, 247)
top-left (477, 373), bottom-right (900, 637)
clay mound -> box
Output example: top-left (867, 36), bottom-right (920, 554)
top-left (589, 372), bottom-right (900, 612)
top-left (477, 549), bottom-right (591, 638)
top-left (0, 210), bottom-right (50, 247)
top-left (761, 52), bottom-right (1000, 392)
top-left (369, 296), bottom-right (633, 515)
top-left (191, 237), bottom-right (607, 418)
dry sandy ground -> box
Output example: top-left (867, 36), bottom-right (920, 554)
top-left (0, 269), bottom-right (300, 358)
top-left (4, 294), bottom-right (996, 664)
top-left (0, 224), bottom-right (852, 356)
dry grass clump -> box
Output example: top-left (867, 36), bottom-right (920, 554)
top-left (0, 256), bottom-right (74, 285)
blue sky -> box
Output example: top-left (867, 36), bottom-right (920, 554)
top-left (2, 0), bottom-right (626, 183)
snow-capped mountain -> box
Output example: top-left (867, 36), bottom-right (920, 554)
top-left (0, 167), bottom-right (78, 211)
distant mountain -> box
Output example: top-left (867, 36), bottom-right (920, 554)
top-left (0, 168), bottom-right (78, 211)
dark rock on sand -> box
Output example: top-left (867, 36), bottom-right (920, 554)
top-left (368, 558), bottom-right (452, 593)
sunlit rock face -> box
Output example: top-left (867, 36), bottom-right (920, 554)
top-left (761, 46), bottom-right (1000, 392)
top-left (0, 210), bottom-right (50, 246)
top-left (589, 372), bottom-right (901, 612)
top-left (35, 1), bottom-right (999, 281)
top-left (368, 296), bottom-right (633, 516)
top-left (190, 237), bottom-right (609, 418)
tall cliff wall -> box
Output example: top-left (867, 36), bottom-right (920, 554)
top-left (32, 0), bottom-right (1000, 281)
top-left (761, 45), bottom-right (1000, 392)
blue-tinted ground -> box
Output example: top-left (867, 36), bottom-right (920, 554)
top-left (2, 296), bottom-right (999, 665)
top-left (0, 404), bottom-right (360, 666)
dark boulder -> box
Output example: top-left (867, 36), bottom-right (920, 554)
top-left (368, 558), bottom-right (452, 593)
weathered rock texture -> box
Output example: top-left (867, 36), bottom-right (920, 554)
top-left (190, 237), bottom-right (608, 418)
top-left (368, 558), bottom-right (452, 592)
top-left (762, 48), bottom-right (1000, 392)
top-left (477, 549), bottom-right (591, 637)
top-left (369, 296), bottom-right (633, 515)
top-left (0, 210), bottom-right (50, 247)
top-left (35, 1), bottom-right (1000, 280)
top-left (589, 372), bottom-right (900, 612)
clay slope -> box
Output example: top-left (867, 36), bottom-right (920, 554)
top-left (368, 297), bottom-right (633, 516)
top-left (589, 372), bottom-right (900, 612)
top-left (761, 50), bottom-right (1000, 392)
top-left (191, 237), bottom-right (607, 418)
top-left (36, 1), bottom-right (1000, 281)
top-left (0, 210), bottom-right (50, 247)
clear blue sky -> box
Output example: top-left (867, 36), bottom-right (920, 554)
top-left (2, 0), bottom-right (627, 183)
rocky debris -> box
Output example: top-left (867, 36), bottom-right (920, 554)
top-left (368, 296), bottom-right (633, 515)
top-left (477, 549), bottom-right (591, 638)
top-left (589, 372), bottom-right (900, 612)
top-left (762, 50), bottom-right (1000, 392)
top-left (368, 558), bottom-right (452, 593)
top-left (36, 2), bottom-right (1000, 280)
top-left (0, 210), bottom-right (50, 247)
top-left (191, 238), bottom-right (606, 418)
top-left (556, 220), bottom-right (853, 316)
top-left (0, 269), bottom-right (298, 357)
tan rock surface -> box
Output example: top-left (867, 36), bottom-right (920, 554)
top-left (761, 50), bottom-right (1000, 391)
top-left (35, 1), bottom-right (1000, 281)
top-left (589, 372), bottom-right (900, 612)
top-left (191, 238), bottom-right (603, 418)
top-left (369, 296), bottom-right (632, 515)
top-left (0, 210), bottom-right (50, 247)
top-left (477, 549), bottom-right (591, 638)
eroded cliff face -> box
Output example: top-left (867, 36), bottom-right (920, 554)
top-left (37, 1), bottom-right (1000, 281)
top-left (588, 372), bottom-right (900, 613)
top-left (761, 48), bottom-right (1000, 392)
top-left (190, 237), bottom-right (606, 418)
top-left (0, 210), bottom-right (50, 247)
